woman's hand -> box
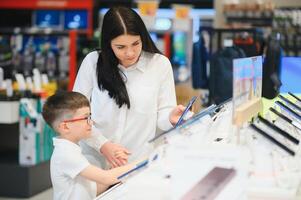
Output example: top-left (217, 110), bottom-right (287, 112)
top-left (100, 141), bottom-right (131, 168)
top-left (114, 150), bottom-right (130, 160)
top-left (169, 105), bottom-right (186, 126)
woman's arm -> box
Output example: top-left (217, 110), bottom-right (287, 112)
top-left (73, 52), bottom-right (109, 152)
top-left (72, 52), bottom-right (109, 154)
top-left (157, 56), bottom-right (177, 130)
top-left (73, 52), bottom-right (96, 100)
top-left (73, 52), bottom-right (130, 167)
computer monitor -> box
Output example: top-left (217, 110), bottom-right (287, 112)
top-left (64, 10), bottom-right (88, 30)
top-left (34, 10), bottom-right (62, 29)
top-left (280, 57), bottom-right (301, 93)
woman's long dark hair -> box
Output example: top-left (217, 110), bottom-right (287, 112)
top-left (97, 7), bottom-right (161, 108)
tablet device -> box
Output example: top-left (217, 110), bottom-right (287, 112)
top-left (148, 103), bottom-right (217, 143)
top-left (117, 159), bottom-right (149, 180)
top-left (250, 123), bottom-right (295, 156)
top-left (181, 167), bottom-right (236, 200)
top-left (269, 107), bottom-right (301, 131)
top-left (279, 94), bottom-right (301, 112)
top-left (258, 116), bottom-right (299, 145)
top-left (288, 92), bottom-right (301, 103)
top-left (276, 101), bottom-right (301, 121)
top-left (175, 96), bottom-right (198, 127)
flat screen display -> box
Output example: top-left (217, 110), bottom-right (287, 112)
top-left (64, 10), bottom-right (88, 30)
top-left (34, 10), bottom-right (61, 28)
top-left (280, 57), bottom-right (301, 93)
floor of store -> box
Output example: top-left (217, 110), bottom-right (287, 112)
top-left (0, 189), bottom-right (52, 200)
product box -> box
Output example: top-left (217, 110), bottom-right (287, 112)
top-left (0, 101), bottom-right (19, 123)
top-left (19, 119), bottom-right (39, 165)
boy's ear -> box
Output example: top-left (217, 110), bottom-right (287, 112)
top-left (57, 121), bottom-right (70, 135)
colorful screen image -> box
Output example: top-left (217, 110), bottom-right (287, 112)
top-left (172, 31), bottom-right (187, 66)
top-left (280, 57), bottom-right (301, 93)
top-left (34, 10), bottom-right (62, 28)
top-left (233, 56), bottom-right (263, 108)
top-left (64, 10), bottom-right (88, 30)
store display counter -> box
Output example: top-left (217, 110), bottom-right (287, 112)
top-left (95, 100), bottom-right (301, 200)
top-left (0, 160), bottom-right (51, 198)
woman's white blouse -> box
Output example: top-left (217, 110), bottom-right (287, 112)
top-left (73, 51), bottom-right (176, 164)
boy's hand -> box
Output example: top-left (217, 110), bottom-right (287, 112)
top-left (100, 142), bottom-right (131, 168)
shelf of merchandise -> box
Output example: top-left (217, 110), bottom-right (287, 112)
top-left (0, 28), bottom-right (79, 91)
top-left (0, 0), bottom-right (93, 90)
top-left (0, 0), bottom-right (93, 37)
top-left (0, 1), bottom-right (90, 198)
top-left (0, 29), bottom-right (80, 198)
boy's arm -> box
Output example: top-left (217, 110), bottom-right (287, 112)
top-left (96, 183), bottom-right (109, 195)
top-left (79, 163), bottom-right (135, 186)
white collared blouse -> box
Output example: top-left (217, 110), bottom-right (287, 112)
top-left (73, 51), bottom-right (176, 164)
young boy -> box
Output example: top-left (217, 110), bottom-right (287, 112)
top-left (42, 91), bottom-right (138, 200)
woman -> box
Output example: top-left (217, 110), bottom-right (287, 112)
top-left (73, 7), bottom-right (185, 168)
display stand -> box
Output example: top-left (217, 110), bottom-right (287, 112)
top-left (232, 56), bottom-right (263, 143)
top-left (233, 89), bottom-right (262, 127)
top-left (0, 160), bottom-right (51, 198)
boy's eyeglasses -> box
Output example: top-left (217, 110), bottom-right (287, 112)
top-left (63, 115), bottom-right (93, 125)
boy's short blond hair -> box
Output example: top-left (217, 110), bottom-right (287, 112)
top-left (42, 91), bottom-right (90, 131)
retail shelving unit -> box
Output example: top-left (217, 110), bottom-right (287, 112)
top-left (0, 0), bottom-right (93, 197)
top-left (0, 122), bottom-right (51, 197)
top-left (149, 18), bottom-right (194, 83)
top-left (0, 0), bottom-right (93, 37)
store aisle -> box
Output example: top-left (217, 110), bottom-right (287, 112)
top-left (0, 189), bottom-right (52, 200)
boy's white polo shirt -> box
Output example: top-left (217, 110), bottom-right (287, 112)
top-left (51, 137), bottom-right (97, 200)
